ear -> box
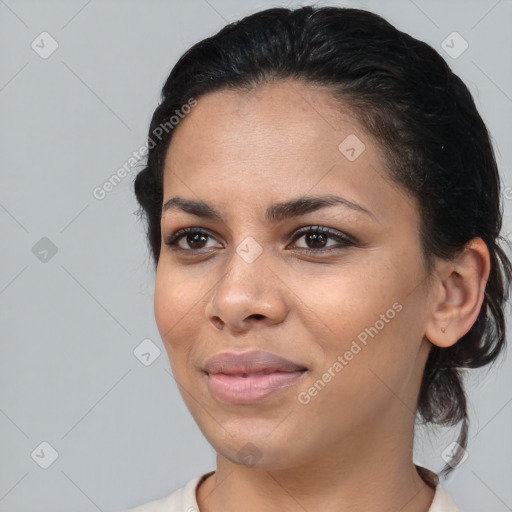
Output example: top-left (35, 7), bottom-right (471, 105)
top-left (424, 238), bottom-right (491, 348)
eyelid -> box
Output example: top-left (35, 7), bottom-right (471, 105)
top-left (164, 226), bottom-right (222, 249)
top-left (164, 225), bottom-right (357, 253)
top-left (290, 225), bottom-right (356, 245)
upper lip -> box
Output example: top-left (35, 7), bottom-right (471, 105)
top-left (203, 350), bottom-right (307, 375)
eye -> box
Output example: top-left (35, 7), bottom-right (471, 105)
top-left (288, 226), bottom-right (355, 253)
top-left (164, 225), bottom-right (355, 254)
top-left (164, 227), bottom-right (220, 251)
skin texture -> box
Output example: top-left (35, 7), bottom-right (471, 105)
top-left (153, 79), bottom-right (490, 512)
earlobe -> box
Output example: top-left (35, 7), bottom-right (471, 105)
top-left (424, 238), bottom-right (491, 349)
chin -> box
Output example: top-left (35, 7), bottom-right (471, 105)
top-left (206, 431), bottom-right (307, 471)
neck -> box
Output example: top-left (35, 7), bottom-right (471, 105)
top-left (196, 421), bottom-right (436, 512)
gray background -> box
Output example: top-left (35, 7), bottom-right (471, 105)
top-left (0, 0), bottom-right (511, 511)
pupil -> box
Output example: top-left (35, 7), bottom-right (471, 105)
top-left (188, 233), bottom-right (206, 249)
top-left (307, 232), bottom-right (326, 248)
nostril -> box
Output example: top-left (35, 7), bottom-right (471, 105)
top-left (211, 317), bottom-right (224, 330)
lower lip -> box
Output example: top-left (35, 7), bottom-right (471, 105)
top-left (205, 370), bottom-right (307, 404)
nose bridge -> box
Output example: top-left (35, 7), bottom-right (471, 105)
top-left (206, 231), bottom-right (286, 330)
top-left (222, 212), bottom-right (269, 275)
top-left (218, 233), bottom-right (268, 295)
top-left (234, 233), bottom-right (266, 267)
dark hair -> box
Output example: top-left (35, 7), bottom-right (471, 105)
top-left (133, 6), bottom-right (512, 477)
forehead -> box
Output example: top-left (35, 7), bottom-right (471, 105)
top-left (162, 80), bottom-right (419, 227)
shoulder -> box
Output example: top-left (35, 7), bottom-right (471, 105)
top-left (429, 484), bottom-right (462, 512)
top-left (121, 471), bottom-right (215, 512)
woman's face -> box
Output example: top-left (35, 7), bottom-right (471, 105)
top-left (154, 80), bottom-right (435, 469)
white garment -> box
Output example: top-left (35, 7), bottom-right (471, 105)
top-left (122, 467), bottom-right (461, 512)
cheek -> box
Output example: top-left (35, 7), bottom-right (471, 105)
top-left (153, 267), bottom-right (202, 363)
top-left (153, 273), bottom-right (174, 338)
top-left (296, 305), bottom-right (419, 434)
top-left (294, 254), bottom-right (422, 381)
top-left (290, 258), bottom-right (395, 341)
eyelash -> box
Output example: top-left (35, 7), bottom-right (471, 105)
top-left (164, 226), bottom-right (356, 256)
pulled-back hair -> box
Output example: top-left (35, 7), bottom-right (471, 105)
top-left (133, 6), bottom-right (512, 477)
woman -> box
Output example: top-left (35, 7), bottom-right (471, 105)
top-left (127, 5), bottom-right (512, 511)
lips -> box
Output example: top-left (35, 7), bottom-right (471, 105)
top-left (203, 350), bottom-right (308, 404)
top-left (203, 349), bottom-right (307, 376)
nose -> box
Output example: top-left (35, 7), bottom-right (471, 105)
top-left (205, 251), bottom-right (288, 333)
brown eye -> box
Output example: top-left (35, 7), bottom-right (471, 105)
top-left (164, 225), bottom-right (355, 255)
top-left (289, 226), bottom-right (355, 253)
top-left (165, 228), bottom-right (221, 252)
top-left (184, 232), bottom-right (208, 250)
top-left (304, 231), bottom-right (329, 248)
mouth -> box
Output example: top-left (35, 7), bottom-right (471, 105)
top-left (204, 369), bottom-right (308, 404)
top-left (216, 370), bottom-right (299, 377)
top-left (203, 349), bottom-right (307, 376)
top-left (204, 369), bottom-right (306, 376)
top-left (204, 368), bottom-right (307, 377)
top-left (202, 350), bottom-right (308, 404)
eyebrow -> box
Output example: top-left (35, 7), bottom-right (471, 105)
top-left (162, 194), bottom-right (376, 223)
